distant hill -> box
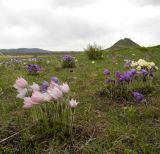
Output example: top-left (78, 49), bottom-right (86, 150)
top-left (0, 48), bottom-right (53, 54)
top-left (107, 38), bottom-right (140, 51)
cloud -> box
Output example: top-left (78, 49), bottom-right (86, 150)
top-left (131, 16), bottom-right (160, 45)
top-left (0, 5), bottom-right (111, 50)
top-left (0, 0), bottom-right (160, 50)
top-left (49, 0), bottom-right (97, 8)
top-left (131, 0), bottom-right (160, 6)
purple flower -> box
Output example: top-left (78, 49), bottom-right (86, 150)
top-left (133, 92), bottom-right (143, 102)
top-left (51, 77), bottom-right (59, 84)
top-left (141, 69), bottom-right (148, 76)
top-left (63, 55), bottom-right (74, 62)
top-left (103, 69), bottom-right (110, 75)
top-left (41, 81), bottom-right (49, 93)
top-left (27, 64), bottom-right (43, 74)
top-left (130, 69), bottom-right (137, 76)
top-left (116, 69), bottom-right (137, 84)
top-left (115, 71), bottom-right (124, 82)
top-left (123, 71), bottom-right (133, 82)
top-left (115, 71), bottom-right (121, 79)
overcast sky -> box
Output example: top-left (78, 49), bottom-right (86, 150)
top-left (0, 0), bottom-right (160, 51)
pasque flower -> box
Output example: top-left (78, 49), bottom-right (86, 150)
top-left (103, 69), bottom-right (110, 75)
top-left (69, 99), bottom-right (79, 108)
top-left (14, 77), bottom-right (28, 90)
top-left (133, 92), bottom-right (143, 102)
top-left (42, 93), bottom-right (52, 102)
top-left (14, 76), bottom-right (79, 135)
top-left (27, 64), bottom-right (43, 74)
top-left (60, 83), bottom-right (70, 93)
top-left (31, 91), bottom-right (44, 104)
top-left (23, 97), bottom-right (33, 109)
top-left (63, 55), bottom-right (74, 62)
top-left (16, 88), bottom-right (27, 99)
top-left (141, 69), bottom-right (148, 76)
top-left (51, 77), bottom-right (59, 84)
top-left (14, 76), bottom-right (79, 115)
top-left (41, 81), bottom-right (49, 93)
top-left (115, 71), bottom-right (125, 82)
top-left (115, 69), bottom-right (136, 83)
top-left (47, 87), bottom-right (63, 100)
top-left (62, 54), bottom-right (75, 68)
top-left (130, 69), bottom-right (137, 76)
top-left (30, 82), bottom-right (40, 92)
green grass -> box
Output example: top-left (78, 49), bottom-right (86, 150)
top-left (107, 38), bottom-right (140, 51)
top-left (0, 47), bottom-right (160, 153)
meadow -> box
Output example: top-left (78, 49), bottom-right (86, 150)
top-left (0, 47), bottom-right (160, 154)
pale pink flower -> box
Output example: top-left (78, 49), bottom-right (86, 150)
top-left (47, 87), bottom-right (63, 100)
top-left (16, 88), bottom-right (27, 99)
top-left (23, 97), bottom-right (33, 109)
top-left (60, 83), bottom-right (70, 93)
top-left (14, 77), bottom-right (28, 90)
top-left (42, 93), bottom-right (52, 102)
top-left (50, 82), bottom-right (61, 89)
top-left (31, 91), bottom-right (44, 104)
top-left (69, 99), bottom-right (79, 108)
top-left (30, 82), bottom-right (40, 92)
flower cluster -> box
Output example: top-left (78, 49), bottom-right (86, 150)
top-left (104, 69), bottom-right (137, 85)
top-left (14, 77), bottom-right (79, 135)
top-left (27, 64), bottom-right (43, 74)
top-left (63, 55), bottom-right (74, 61)
top-left (62, 55), bottom-right (75, 68)
top-left (115, 69), bottom-right (137, 83)
top-left (131, 59), bottom-right (158, 71)
top-left (103, 69), bottom-right (144, 102)
top-left (14, 77), bottom-right (78, 109)
top-left (129, 59), bottom-right (158, 81)
top-left (12, 58), bottom-right (22, 64)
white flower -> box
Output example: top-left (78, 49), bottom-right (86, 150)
top-left (30, 82), bottom-right (40, 92)
top-left (47, 87), bottom-right (63, 100)
top-left (23, 97), bottom-right (33, 109)
top-left (91, 61), bottom-right (95, 64)
top-left (69, 99), bottom-right (79, 108)
top-left (60, 83), bottom-right (70, 93)
top-left (42, 93), bottom-right (52, 102)
top-left (16, 88), bottom-right (28, 99)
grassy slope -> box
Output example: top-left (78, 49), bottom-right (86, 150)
top-left (0, 47), bottom-right (160, 153)
top-left (107, 38), bottom-right (140, 51)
